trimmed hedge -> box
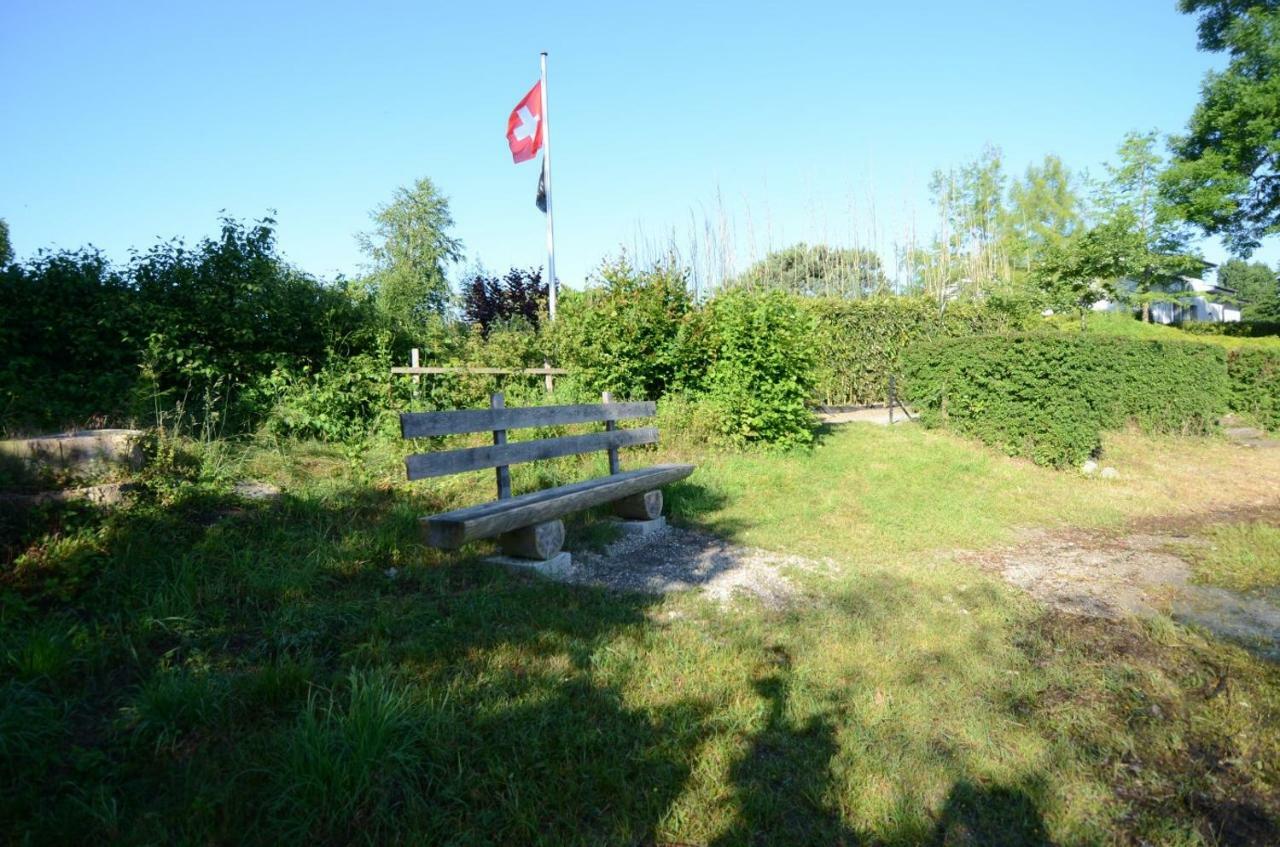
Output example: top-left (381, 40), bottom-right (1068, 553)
top-left (1226, 348), bottom-right (1280, 432)
top-left (1178, 321), bottom-right (1280, 340)
top-left (802, 296), bottom-right (1025, 406)
top-left (901, 334), bottom-right (1228, 467)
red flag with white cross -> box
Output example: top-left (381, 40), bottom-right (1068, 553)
top-left (506, 81), bottom-right (543, 164)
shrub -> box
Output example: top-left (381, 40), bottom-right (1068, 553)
top-left (0, 216), bottom-right (376, 434)
top-left (701, 290), bottom-right (818, 449)
top-left (0, 250), bottom-right (139, 430)
top-left (261, 349), bottom-right (404, 443)
top-left (1225, 348), bottom-right (1280, 431)
top-left (801, 295), bottom-right (1027, 406)
top-left (902, 334), bottom-right (1228, 467)
top-left (550, 257), bottom-right (697, 400)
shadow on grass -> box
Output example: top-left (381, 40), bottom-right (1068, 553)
top-left (5, 478), bottom-right (1271, 845)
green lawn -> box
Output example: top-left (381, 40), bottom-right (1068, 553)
top-left (3, 424), bottom-right (1279, 844)
top-left (1186, 523), bottom-right (1280, 594)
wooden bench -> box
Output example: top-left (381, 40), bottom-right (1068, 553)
top-left (401, 392), bottom-right (694, 562)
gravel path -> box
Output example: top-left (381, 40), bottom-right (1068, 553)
top-left (565, 524), bottom-right (832, 609)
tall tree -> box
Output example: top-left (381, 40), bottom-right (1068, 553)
top-left (928, 145), bottom-right (1009, 296)
top-left (0, 219), bottom-right (12, 265)
top-left (1179, 0), bottom-right (1280, 50)
top-left (1162, 3), bottom-right (1280, 255)
top-left (1096, 132), bottom-right (1201, 320)
top-left (1217, 257), bottom-right (1280, 317)
top-left (357, 177), bottom-right (463, 332)
top-left (732, 243), bottom-right (889, 297)
top-left (1033, 211), bottom-right (1148, 325)
top-left (1004, 154), bottom-right (1083, 274)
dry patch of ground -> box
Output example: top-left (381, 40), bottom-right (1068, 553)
top-left (567, 524), bottom-right (833, 608)
top-left (963, 507), bottom-right (1280, 658)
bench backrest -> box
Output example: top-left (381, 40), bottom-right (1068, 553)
top-left (401, 392), bottom-right (656, 499)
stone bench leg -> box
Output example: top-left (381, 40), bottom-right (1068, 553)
top-left (612, 490), bottom-right (662, 521)
top-left (498, 519), bottom-right (565, 561)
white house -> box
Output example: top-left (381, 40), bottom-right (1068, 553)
top-left (1092, 271), bottom-right (1242, 324)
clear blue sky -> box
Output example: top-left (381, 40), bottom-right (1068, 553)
top-left (3, 0), bottom-right (1276, 289)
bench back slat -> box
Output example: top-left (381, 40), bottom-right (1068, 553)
top-left (401, 401), bottom-right (655, 439)
top-left (405, 427), bottom-right (658, 481)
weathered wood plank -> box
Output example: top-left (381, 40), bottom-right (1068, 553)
top-left (422, 464), bottom-right (694, 548)
top-left (401, 401), bottom-right (655, 438)
top-left (391, 366), bottom-right (569, 375)
top-left (405, 428), bottom-right (659, 481)
top-left (491, 393), bottom-right (511, 499)
top-left (602, 391), bottom-right (621, 475)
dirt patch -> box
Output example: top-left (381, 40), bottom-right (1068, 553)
top-left (566, 525), bottom-right (832, 609)
top-left (964, 520), bottom-right (1280, 658)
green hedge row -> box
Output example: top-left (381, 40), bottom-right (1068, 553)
top-left (901, 334), bottom-right (1228, 467)
top-left (1178, 320), bottom-right (1280, 339)
top-left (802, 296), bottom-right (1024, 406)
top-left (1226, 348), bottom-right (1280, 432)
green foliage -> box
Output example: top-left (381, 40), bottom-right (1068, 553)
top-left (0, 217), bottom-right (375, 433)
top-left (802, 295), bottom-right (1027, 406)
top-left (551, 256), bottom-right (697, 400)
top-left (356, 177), bottom-right (463, 334)
top-left (1218, 258), bottom-right (1280, 318)
top-left (1179, 319), bottom-right (1280, 339)
top-left (1225, 346), bottom-right (1280, 430)
top-left (1031, 212), bottom-right (1147, 319)
top-left (902, 334), bottom-right (1228, 467)
top-left (261, 349), bottom-right (403, 443)
top-left (730, 243), bottom-right (889, 297)
top-left (0, 249), bottom-right (139, 430)
top-left (1164, 5), bottom-right (1280, 255)
top-left (0, 219), bottom-right (12, 266)
top-left (1004, 154), bottom-right (1083, 275)
top-left (700, 290), bottom-right (817, 449)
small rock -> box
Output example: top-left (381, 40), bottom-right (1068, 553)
top-left (1100, 467), bottom-right (1119, 480)
top-left (1081, 460), bottom-right (1099, 475)
top-left (233, 481), bottom-right (281, 501)
top-left (385, 567), bottom-right (399, 580)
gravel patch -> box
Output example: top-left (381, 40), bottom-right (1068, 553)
top-left (566, 524), bottom-right (832, 609)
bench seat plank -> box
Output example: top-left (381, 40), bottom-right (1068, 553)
top-left (422, 464), bottom-right (694, 548)
top-left (402, 401), bottom-right (656, 438)
top-left (406, 427), bottom-right (658, 481)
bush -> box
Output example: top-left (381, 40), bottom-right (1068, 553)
top-left (700, 290), bottom-right (818, 449)
top-left (1225, 348), bottom-right (1280, 432)
top-left (260, 349), bottom-right (404, 443)
top-left (0, 251), bottom-right (139, 430)
top-left (0, 217), bottom-right (375, 434)
top-left (902, 334), bottom-right (1228, 467)
top-left (802, 295), bottom-right (1027, 406)
top-left (551, 257), bottom-right (697, 400)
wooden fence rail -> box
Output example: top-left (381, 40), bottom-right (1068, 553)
top-left (392, 348), bottom-right (568, 391)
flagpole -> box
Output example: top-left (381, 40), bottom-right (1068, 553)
top-left (540, 51), bottom-right (557, 321)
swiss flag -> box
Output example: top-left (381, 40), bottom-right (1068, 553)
top-left (506, 81), bottom-right (543, 164)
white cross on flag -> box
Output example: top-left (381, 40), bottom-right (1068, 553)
top-left (506, 81), bottom-right (543, 164)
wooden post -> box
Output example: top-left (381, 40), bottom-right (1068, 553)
top-left (491, 393), bottom-right (511, 499)
top-left (410, 348), bottom-right (420, 385)
top-left (544, 360), bottom-right (554, 394)
top-left (602, 391), bottom-right (620, 475)
top-left (889, 375), bottom-right (895, 425)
